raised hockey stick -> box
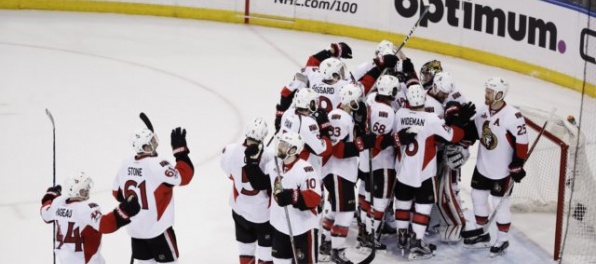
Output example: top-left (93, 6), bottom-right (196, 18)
top-left (139, 112), bottom-right (154, 132)
top-left (460, 107), bottom-right (557, 239)
top-left (273, 157), bottom-right (300, 264)
top-left (45, 108), bottom-right (56, 264)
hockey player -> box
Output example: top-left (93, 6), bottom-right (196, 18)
top-left (41, 172), bottom-right (140, 264)
top-left (425, 71), bottom-right (471, 242)
top-left (419, 60), bottom-right (443, 90)
top-left (392, 84), bottom-right (474, 260)
top-left (357, 75), bottom-right (402, 250)
top-left (244, 131), bottom-right (322, 264)
top-left (277, 88), bottom-right (332, 175)
top-left (221, 118), bottom-right (274, 264)
top-left (112, 126), bottom-right (194, 263)
top-left (319, 84), bottom-right (363, 263)
top-left (464, 77), bottom-right (528, 256)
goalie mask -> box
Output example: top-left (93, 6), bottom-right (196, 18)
top-left (485, 77), bottom-right (509, 102)
top-left (64, 172), bottom-right (94, 200)
top-left (375, 40), bottom-right (397, 56)
top-left (294, 88), bottom-right (318, 113)
top-left (245, 117), bottom-right (269, 142)
top-left (375, 75), bottom-right (400, 99)
top-left (420, 60), bottom-right (443, 87)
top-left (407, 84), bottom-right (426, 108)
top-left (339, 83), bottom-right (363, 110)
top-left (320, 58), bottom-right (346, 82)
top-left (276, 131), bottom-right (304, 160)
top-left (131, 128), bottom-right (158, 154)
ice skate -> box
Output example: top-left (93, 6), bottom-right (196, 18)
top-left (463, 233), bottom-right (491, 249)
top-left (489, 241), bottom-right (509, 257)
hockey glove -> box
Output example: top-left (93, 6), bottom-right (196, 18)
top-left (313, 110), bottom-right (332, 137)
top-left (275, 104), bottom-right (285, 133)
top-left (373, 54), bottom-right (399, 70)
top-left (509, 158), bottom-right (526, 183)
top-left (42, 185), bottom-right (62, 204)
top-left (330, 42), bottom-right (353, 59)
top-left (114, 194), bottom-right (141, 227)
top-left (401, 58), bottom-right (415, 74)
top-left (444, 144), bottom-right (469, 170)
top-left (397, 127), bottom-right (417, 146)
top-left (244, 143), bottom-right (263, 165)
top-left (171, 127), bottom-right (189, 156)
top-left (275, 189), bottom-right (298, 207)
top-left (458, 102), bottom-right (477, 125)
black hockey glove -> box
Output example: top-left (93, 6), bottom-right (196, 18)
top-left (114, 194), bottom-right (141, 228)
top-left (275, 189), bottom-right (297, 207)
top-left (331, 42), bottom-right (352, 59)
top-left (354, 133), bottom-right (376, 151)
top-left (171, 127), bottom-right (189, 156)
top-left (313, 110), bottom-right (332, 137)
top-left (401, 58), bottom-right (415, 74)
top-left (509, 157), bottom-right (526, 183)
top-left (373, 54), bottom-right (399, 70)
top-left (397, 127), bottom-right (417, 146)
top-left (42, 185), bottom-right (62, 204)
top-left (244, 143), bottom-right (263, 165)
top-left (275, 104), bottom-right (285, 133)
top-left (458, 102), bottom-right (477, 126)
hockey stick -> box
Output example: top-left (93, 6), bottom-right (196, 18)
top-left (45, 109), bottom-right (56, 264)
top-left (461, 107), bottom-right (557, 238)
top-left (370, 0), bottom-right (431, 93)
top-left (273, 157), bottom-right (300, 264)
top-left (139, 112), bottom-right (154, 132)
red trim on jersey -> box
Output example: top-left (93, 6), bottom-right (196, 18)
top-left (300, 189), bottom-right (321, 208)
top-left (360, 75), bottom-right (376, 95)
top-left (299, 150), bottom-right (311, 165)
top-left (232, 183), bottom-right (239, 202)
top-left (175, 160), bottom-right (194, 186)
top-left (506, 131), bottom-right (515, 148)
top-left (112, 190), bottom-right (119, 200)
top-left (305, 56), bottom-right (322, 67)
top-left (450, 126), bottom-right (464, 143)
top-left (154, 184), bottom-right (173, 221)
top-left (81, 225), bottom-right (102, 263)
top-left (516, 143), bottom-right (529, 160)
top-left (331, 225), bottom-right (350, 237)
top-left (98, 213), bottom-right (119, 233)
top-left (422, 136), bottom-right (437, 171)
top-left (280, 86), bottom-right (294, 97)
top-left (332, 141), bottom-right (346, 158)
top-left (321, 136), bottom-right (333, 157)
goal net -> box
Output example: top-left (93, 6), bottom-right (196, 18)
top-left (514, 106), bottom-right (595, 262)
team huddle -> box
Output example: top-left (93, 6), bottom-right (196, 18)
top-left (41, 121), bottom-right (195, 263)
top-left (223, 40), bottom-right (529, 263)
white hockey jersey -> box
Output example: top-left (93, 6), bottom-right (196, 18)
top-left (266, 158), bottom-right (321, 235)
top-left (220, 143), bottom-right (273, 224)
top-left (359, 98), bottom-right (396, 172)
top-left (113, 154), bottom-right (188, 239)
top-left (278, 110), bottom-right (332, 177)
top-left (394, 109), bottom-right (464, 187)
top-left (40, 196), bottom-right (105, 264)
top-left (322, 108), bottom-right (359, 182)
top-left (474, 103), bottom-right (529, 180)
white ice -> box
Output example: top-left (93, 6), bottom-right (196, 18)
top-left (0, 10), bottom-right (584, 263)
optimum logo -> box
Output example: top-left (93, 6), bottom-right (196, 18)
top-left (395, 0), bottom-right (566, 53)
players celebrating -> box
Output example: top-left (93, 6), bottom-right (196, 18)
top-left (41, 172), bottom-right (140, 264)
top-left (113, 125), bottom-right (194, 263)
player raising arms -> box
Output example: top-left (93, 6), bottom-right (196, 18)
top-left (244, 131), bottom-right (322, 264)
top-left (41, 172), bottom-right (140, 264)
top-left (393, 85), bottom-right (474, 260)
top-left (464, 77), bottom-right (528, 256)
top-left (113, 126), bottom-right (194, 263)
top-left (221, 118), bottom-right (274, 264)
